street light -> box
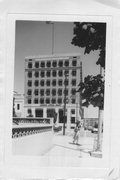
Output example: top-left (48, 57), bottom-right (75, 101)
top-left (63, 71), bottom-right (68, 135)
top-left (46, 21), bottom-right (54, 54)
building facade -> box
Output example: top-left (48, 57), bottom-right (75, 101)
top-left (24, 54), bottom-right (83, 129)
top-left (13, 92), bottom-right (25, 117)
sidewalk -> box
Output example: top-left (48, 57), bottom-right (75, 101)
top-left (44, 129), bottom-right (96, 158)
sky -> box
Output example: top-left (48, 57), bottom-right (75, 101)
top-left (14, 20), bottom-right (100, 94)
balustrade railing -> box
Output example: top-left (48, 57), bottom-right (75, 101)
top-left (12, 126), bottom-right (52, 138)
top-left (12, 117), bottom-right (53, 138)
top-left (13, 117), bottom-right (51, 125)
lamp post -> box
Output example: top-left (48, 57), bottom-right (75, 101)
top-left (63, 71), bottom-right (68, 135)
top-left (46, 21), bottom-right (54, 54)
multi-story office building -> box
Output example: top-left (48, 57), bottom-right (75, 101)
top-left (24, 54), bottom-right (83, 129)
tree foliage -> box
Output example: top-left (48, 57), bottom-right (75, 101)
top-left (71, 22), bottom-right (106, 68)
top-left (47, 109), bottom-right (57, 124)
top-left (78, 74), bottom-right (104, 110)
top-left (71, 22), bottom-right (106, 110)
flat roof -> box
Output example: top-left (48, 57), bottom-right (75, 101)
top-left (25, 53), bottom-right (81, 60)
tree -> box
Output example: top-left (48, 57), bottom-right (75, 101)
top-left (47, 109), bottom-right (57, 124)
top-left (79, 74), bottom-right (104, 110)
top-left (27, 109), bottom-right (33, 117)
top-left (72, 22), bottom-right (106, 152)
top-left (72, 22), bottom-right (106, 68)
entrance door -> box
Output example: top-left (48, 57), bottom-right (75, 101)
top-left (35, 109), bottom-right (43, 117)
top-left (59, 109), bottom-right (67, 123)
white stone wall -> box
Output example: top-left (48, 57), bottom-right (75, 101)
top-left (12, 131), bottom-right (53, 156)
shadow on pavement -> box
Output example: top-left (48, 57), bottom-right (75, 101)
top-left (54, 143), bottom-right (81, 151)
top-left (69, 142), bottom-right (82, 146)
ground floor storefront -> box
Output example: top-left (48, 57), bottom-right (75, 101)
top-left (24, 104), bottom-right (82, 130)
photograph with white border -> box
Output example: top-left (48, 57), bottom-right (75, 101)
top-left (3, 13), bottom-right (112, 172)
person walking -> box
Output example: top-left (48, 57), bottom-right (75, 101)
top-left (73, 121), bottom-right (81, 144)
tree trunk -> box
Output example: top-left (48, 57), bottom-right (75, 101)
top-left (96, 109), bottom-right (103, 151)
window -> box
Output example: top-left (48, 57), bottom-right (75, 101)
top-left (58, 60), bottom-right (63, 67)
top-left (34, 80), bottom-right (39, 86)
top-left (58, 70), bottom-right (63, 77)
top-left (71, 109), bottom-right (75, 114)
top-left (28, 62), bottom-right (32, 69)
top-left (28, 108), bottom-right (32, 114)
top-left (52, 89), bottom-right (56, 96)
top-left (34, 71), bottom-right (39, 78)
top-left (40, 98), bottom-right (44, 104)
top-left (52, 70), bottom-right (57, 77)
top-left (71, 98), bottom-right (76, 104)
top-left (72, 70), bottom-right (76, 76)
top-left (46, 71), bottom-right (51, 77)
top-left (72, 79), bottom-right (76, 86)
top-left (51, 98), bottom-right (56, 104)
top-left (58, 89), bottom-right (62, 96)
top-left (28, 72), bottom-right (32, 78)
top-left (17, 104), bottom-right (20, 110)
top-left (52, 61), bottom-right (57, 67)
top-left (40, 89), bottom-right (44, 96)
top-left (46, 80), bottom-right (50, 86)
top-left (46, 61), bottom-right (51, 67)
top-left (27, 109), bottom-right (33, 117)
top-left (40, 80), bottom-right (44, 86)
top-left (52, 80), bottom-right (56, 86)
top-left (41, 61), bottom-right (45, 68)
top-left (47, 109), bottom-right (55, 118)
top-left (27, 80), bottom-right (32, 87)
top-left (34, 89), bottom-right (39, 96)
top-left (35, 109), bottom-right (43, 117)
top-left (71, 89), bottom-right (76, 95)
top-left (34, 98), bottom-right (39, 104)
top-left (46, 98), bottom-right (50, 104)
top-left (64, 60), bottom-right (69, 67)
top-left (64, 70), bottom-right (69, 76)
top-left (58, 98), bottom-right (62, 104)
top-left (27, 89), bottom-right (32, 95)
top-left (46, 89), bottom-right (50, 96)
top-left (35, 62), bottom-right (39, 68)
top-left (71, 117), bottom-right (75, 123)
top-left (72, 60), bottom-right (77, 66)
top-left (58, 80), bottom-right (63, 86)
top-left (40, 71), bottom-right (45, 77)
top-left (64, 79), bottom-right (69, 86)
top-left (64, 89), bottom-right (68, 96)
top-left (28, 99), bottom-right (32, 104)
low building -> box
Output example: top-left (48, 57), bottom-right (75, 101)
top-left (13, 92), bottom-right (25, 117)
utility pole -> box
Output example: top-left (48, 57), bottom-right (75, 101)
top-left (63, 71), bottom-right (68, 135)
top-left (97, 65), bottom-right (103, 151)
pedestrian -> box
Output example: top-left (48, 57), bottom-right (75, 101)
top-left (73, 121), bottom-right (81, 144)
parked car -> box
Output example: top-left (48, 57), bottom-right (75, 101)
top-left (91, 122), bottom-right (98, 133)
top-left (53, 124), bottom-right (62, 132)
top-left (87, 126), bottom-right (93, 131)
top-left (91, 127), bottom-right (98, 133)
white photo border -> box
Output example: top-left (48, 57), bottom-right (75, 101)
top-left (2, 13), bottom-right (112, 178)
